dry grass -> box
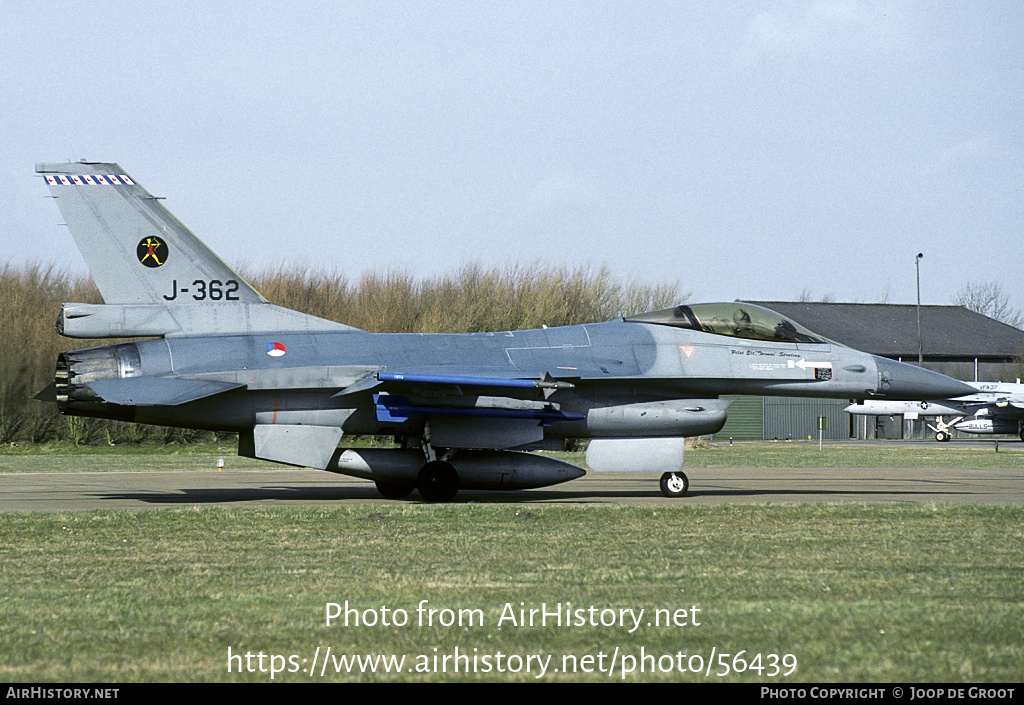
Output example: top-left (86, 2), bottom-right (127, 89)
top-left (0, 265), bottom-right (103, 443)
top-left (248, 261), bottom-right (680, 333)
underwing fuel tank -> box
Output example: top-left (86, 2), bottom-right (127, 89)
top-left (953, 418), bottom-right (1021, 435)
top-left (578, 398), bottom-right (730, 437)
top-left (327, 448), bottom-right (585, 491)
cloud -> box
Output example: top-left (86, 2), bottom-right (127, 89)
top-left (522, 170), bottom-right (595, 214)
top-left (736, 0), bottom-right (882, 66)
top-left (938, 136), bottom-right (999, 168)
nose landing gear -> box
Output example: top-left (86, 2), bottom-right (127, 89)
top-left (660, 471), bottom-right (689, 498)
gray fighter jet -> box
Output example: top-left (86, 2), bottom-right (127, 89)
top-left (34, 162), bottom-right (976, 500)
top-left (846, 381), bottom-right (1024, 442)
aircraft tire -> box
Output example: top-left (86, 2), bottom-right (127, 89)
top-left (660, 471), bottom-right (689, 498)
top-left (935, 431), bottom-right (949, 442)
top-left (417, 461), bottom-right (459, 503)
top-left (375, 480), bottom-right (415, 499)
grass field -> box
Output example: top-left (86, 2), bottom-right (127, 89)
top-left (684, 440), bottom-right (1024, 468)
top-left (1, 442), bottom-right (1021, 683)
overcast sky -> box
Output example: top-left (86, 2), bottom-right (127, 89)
top-left (2, 1), bottom-right (1022, 316)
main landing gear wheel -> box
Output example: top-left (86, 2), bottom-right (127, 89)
top-left (375, 480), bottom-right (415, 499)
top-left (417, 460), bottom-right (459, 503)
top-left (660, 471), bottom-right (689, 498)
top-left (935, 431), bottom-right (950, 442)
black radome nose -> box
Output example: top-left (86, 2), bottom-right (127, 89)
top-left (871, 356), bottom-right (977, 400)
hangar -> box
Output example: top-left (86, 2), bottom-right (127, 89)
top-left (716, 302), bottom-right (1024, 441)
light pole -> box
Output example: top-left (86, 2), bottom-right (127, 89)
top-left (915, 253), bottom-right (924, 367)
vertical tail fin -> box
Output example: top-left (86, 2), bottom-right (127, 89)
top-left (37, 162), bottom-right (358, 337)
top-left (37, 162), bottom-right (265, 306)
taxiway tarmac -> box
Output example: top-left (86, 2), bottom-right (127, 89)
top-left (1, 465), bottom-right (1022, 512)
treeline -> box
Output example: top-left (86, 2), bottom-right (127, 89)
top-left (0, 264), bottom-right (102, 444)
top-left (256, 262), bottom-right (680, 333)
top-left (0, 262), bottom-right (682, 445)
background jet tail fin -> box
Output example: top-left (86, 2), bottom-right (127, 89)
top-left (36, 162), bottom-right (266, 306)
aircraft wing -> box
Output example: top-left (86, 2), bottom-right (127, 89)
top-left (334, 370), bottom-right (573, 396)
top-left (994, 392), bottom-right (1024, 411)
top-left (339, 370), bottom-right (585, 449)
top-left (355, 371), bottom-right (582, 422)
top-left (957, 395), bottom-right (1024, 414)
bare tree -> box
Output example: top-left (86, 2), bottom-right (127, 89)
top-left (953, 281), bottom-right (1024, 329)
top-left (797, 289), bottom-right (836, 303)
top-left (1012, 348), bottom-right (1024, 383)
top-left (876, 281), bottom-right (894, 304)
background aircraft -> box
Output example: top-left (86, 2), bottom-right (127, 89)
top-left (846, 381), bottom-right (1024, 442)
top-left (34, 162), bottom-right (976, 500)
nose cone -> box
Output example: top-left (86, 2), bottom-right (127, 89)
top-left (871, 356), bottom-right (977, 400)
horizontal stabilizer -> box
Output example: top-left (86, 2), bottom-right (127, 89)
top-left (85, 377), bottom-right (243, 406)
top-left (33, 381), bottom-right (58, 403)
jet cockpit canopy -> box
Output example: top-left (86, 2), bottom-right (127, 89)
top-left (625, 302), bottom-right (828, 344)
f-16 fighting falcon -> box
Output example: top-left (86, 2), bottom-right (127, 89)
top-left (846, 381), bottom-right (1024, 442)
top-left (33, 162), bottom-right (976, 500)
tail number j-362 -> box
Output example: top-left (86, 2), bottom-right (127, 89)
top-left (163, 279), bottom-right (240, 301)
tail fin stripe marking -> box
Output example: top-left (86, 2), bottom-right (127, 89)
top-left (48, 174), bottom-right (134, 185)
